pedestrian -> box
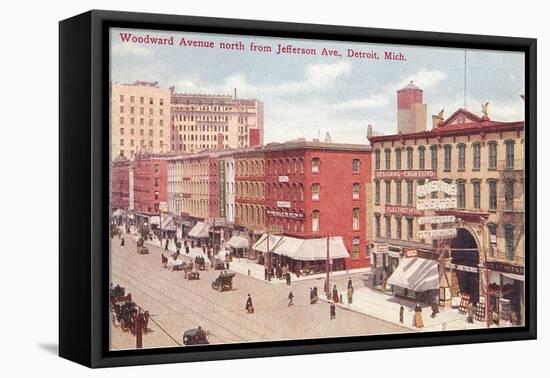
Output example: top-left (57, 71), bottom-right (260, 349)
top-left (245, 294), bottom-right (254, 313)
top-left (202, 245), bottom-right (206, 255)
top-left (311, 286), bottom-right (319, 304)
top-left (120, 237), bottom-right (125, 246)
top-left (330, 302), bottom-right (336, 320)
top-left (399, 305), bottom-right (404, 324)
top-left (264, 268), bottom-right (268, 281)
top-left (466, 302), bottom-right (474, 324)
top-left (347, 277), bottom-right (353, 290)
top-left (347, 285), bottom-right (354, 304)
top-left (288, 290), bottom-right (294, 306)
top-left (431, 298), bottom-right (439, 318)
top-left (332, 285), bottom-right (339, 304)
top-left (164, 238), bottom-right (169, 251)
top-left (413, 303), bottom-right (424, 328)
top-left (185, 244), bottom-right (190, 255)
top-left (286, 272), bottom-right (291, 286)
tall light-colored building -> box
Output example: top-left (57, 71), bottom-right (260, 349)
top-left (170, 91), bottom-right (264, 153)
top-left (368, 97), bottom-right (525, 324)
top-left (110, 81), bottom-right (171, 160)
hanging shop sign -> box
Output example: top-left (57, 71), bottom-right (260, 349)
top-left (417, 228), bottom-right (457, 240)
top-left (404, 249), bottom-right (417, 258)
top-left (416, 180), bottom-right (456, 197)
top-left (278, 175), bottom-right (289, 182)
top-left (276, 201), bottom-right (291, 208)
top-left (445, 261), bottom-right (479, 273)
top-left (266, 209), bottom-right (304, 219)
top-left (385, 205), bottom-right (424, 216)
top-left (219, 161), bottom-right (226, 218)
top-left (416, 197), bottom-right (458, 210)
top-left (374, 243), bottom-right (389, 254)
top-left (417, 215), bottom-right (456, 225)
top-left (375, 170), bottom-right (436, 180)
top-left (486, 261), bottom-right (525, 275)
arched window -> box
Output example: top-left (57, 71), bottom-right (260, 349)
top-left (311, 157), bottom-right (320, 173)
top-left (505, 140), bottom-right (515, 169)
top-left (352, 237), bottom-right (360, 259)
top-left (456, 179), bottom-right (466, 209)
top-left (457, 144), bottom-right (466, 170)
top-left (352, 183), bottom-right (360, 200)
top-left (312, 210), bottom-right (320, 232)
top-left (353, 208), bottom-right (360, 230)
top-left (406, 147), bottom-right (414, 169)
top-left (488, 141), bottom-right (498, 170)
top-left (299, 184), bottom-right (304, 201)
top-left (352, 159), bottom-right (360, 173)
top-left (418, 146), bottom-right (426, 169)
top-left (444, 144), bottom-right (452, 171)
top-left (299, 158), bottom-right (304, 174)
top-left (472, 142), bottom-right (481, 170)
top-left (312, 183), bottom-right (320, 201)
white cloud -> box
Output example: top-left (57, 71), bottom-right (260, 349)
top-left (387, 69), bottom-right (447, 93)
top-left (333, 94), bottom-right (389, 110)
top-left (111, 44), bottom-right (152, 57)
top-left (175, 61), bottom-right (353, 97)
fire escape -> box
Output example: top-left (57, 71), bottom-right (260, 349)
top-left (496, 158), bottom-right (525, 266)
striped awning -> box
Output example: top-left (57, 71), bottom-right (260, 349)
top-left (387, 257), bottom-right (440, 292)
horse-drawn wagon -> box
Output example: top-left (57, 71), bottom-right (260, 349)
top-left (182, 327), bottom-right (209, 345)
top-left (211, 272), bottom-right (235, 292)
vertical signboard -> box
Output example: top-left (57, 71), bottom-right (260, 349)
top-left (219, 160), bottom-right (226, 218)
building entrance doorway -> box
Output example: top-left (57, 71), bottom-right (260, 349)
top-left (450, 228), bottom-right (480, 304)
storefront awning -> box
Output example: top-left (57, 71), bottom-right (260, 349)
top-left (387, 257), bottom-right (440, 292)
top-left (252, 234), bottom-right (283, 253)
top-left (188, 221), bottom-right (211, 238)
top-left (149, 216), bottom-right (160, 226)
top-left (161, 216), bottom-right (176, 231)
top-left (226, 235), bottom-right (249, 249)
top-left (252, 235), bottom-right (349, 261)
top-left (112, 209), bottom-right (126, 217)
top-left (502, 272), bottom-right (525, 282)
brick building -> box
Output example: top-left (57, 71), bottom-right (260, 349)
top-left (368, 83), bottom-right (525, 323)
top-left (234, 147), bottom-right (266, 233)
top-left (132, 154), bottom-right (168, 215)
top-left (170, 91), bottom-right (264, 153)
top-left (262, 140), bottom-right (372, 270)
top-left (111, 157), bottom-right (130, 210)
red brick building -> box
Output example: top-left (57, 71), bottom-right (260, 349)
top-left (234, 147), bottom-right (266, 232)
top-left (111, 158), bottom-right (130, 210)
top-left (263, 140), bottom-right (372, 269)
top-left (132, 154), bottom-right (168, 215)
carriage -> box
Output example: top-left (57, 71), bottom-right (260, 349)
top-left (167, 258), bottom-right (185, 271)
top-left (211, 272), bottom-right (235, 292)
top-left (186, 270), bottom-right (200, 280)
top-left (194, 256), bottom-right (206, 271)
top-left (137, 245), bottom-right (149, 254)
top-left (182, 327), bottom-right (209, 345)
top-left (212, 257), bottom-right (226, 270)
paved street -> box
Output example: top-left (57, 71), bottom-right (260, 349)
top-left (110, 234), bottom-right (409, 350)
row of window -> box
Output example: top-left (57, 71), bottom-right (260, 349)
top-left (119, 95), bottom-right (164, 106)
top-left (171, 133), bottom-right (229, 142)
top-left (375, 178), bottom-right (513, 211)
top-left (172, 114), bottom-right (230, 122)
top-left (375, 140), bottom-right (517, 171)
top-left (120, 128), bottom-right (164, 137)
top-left (119, 106), bottom-right (164, 116)
top-left (119, 117), bottom-right (165, 127)
top-left (119, 139), bottom-right (164, 148)
top-left (173, 124), bottom-right (230, 133)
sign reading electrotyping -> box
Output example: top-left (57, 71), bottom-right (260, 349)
top-left (417, 215), bottom-right (456, 225)
top-left (385, 205), bottom-right (424, 216)
top-left (375, 170), bottom-right (436, 180)
top-left (418, 228), bottom-right (457, 240)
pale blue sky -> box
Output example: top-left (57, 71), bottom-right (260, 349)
top-left (110, 28), bottom-right (525, 144)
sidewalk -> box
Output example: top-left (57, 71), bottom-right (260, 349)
top-left (143, 236), bottom-right (370, 284)
top-left (319, 285), bottom-right (495, 332)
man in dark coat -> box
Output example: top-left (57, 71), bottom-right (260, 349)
top-left (399, 305), bottom-right (404, 324)
top-left (245, 294), bottom-right (254, 313)
top-left (431, 298), bottom-right (439, 318)
top-left (164, 238), bottom-right (169, 251)
top-left (330, 302), bottom-right (336, 320)
top-left (347, 277), bottom-right (353, 290)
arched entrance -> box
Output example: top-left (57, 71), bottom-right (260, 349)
top-left (450, 228), bottom-right (480, 304)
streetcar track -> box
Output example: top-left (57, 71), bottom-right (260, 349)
top-left (112, 245), bottom-right (286, 338)
top-left (111, 259), bottom-right (279, 342)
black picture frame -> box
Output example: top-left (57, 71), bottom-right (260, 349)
top-left (59, 9), bottom-right (537, 368)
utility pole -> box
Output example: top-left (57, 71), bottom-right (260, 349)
top-left (326, 235), bottom-right (331, 299)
